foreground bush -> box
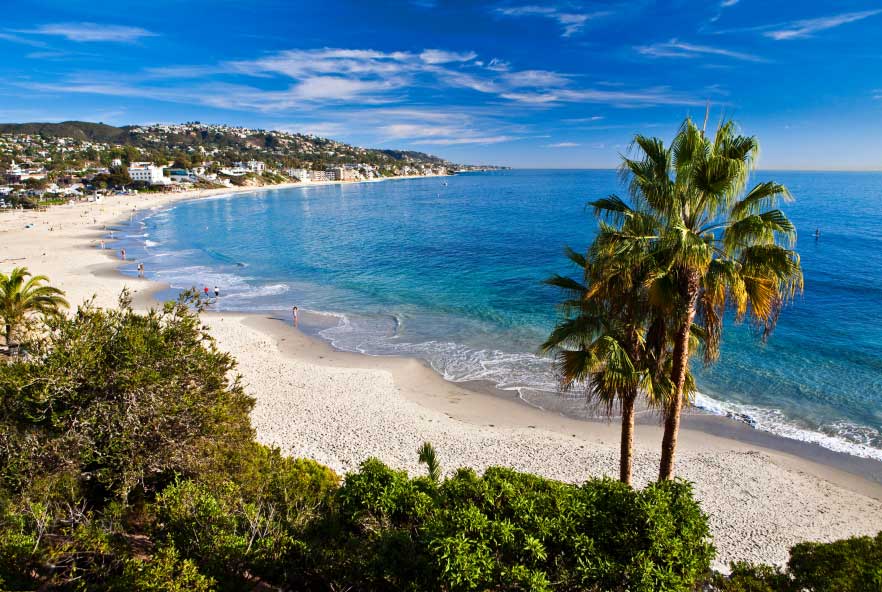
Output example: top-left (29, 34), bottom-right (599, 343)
top-left (712, 532), bottom-right (882, 592)
top-left (330, 459), bottom-right (715, 591)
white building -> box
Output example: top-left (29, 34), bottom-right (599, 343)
top-left (128, 162), bottom-right (166, 184)
top-left (285, 168), bottom-right (310, 182)
top-left (309, 170), bottom-right (329, 182)
top-left (233, 160), bottom-right (266, 174)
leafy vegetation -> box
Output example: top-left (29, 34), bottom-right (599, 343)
top-left (711, 532), bottom-right (882, 591)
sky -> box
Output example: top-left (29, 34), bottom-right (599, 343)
top-left (2, 1), bottom-right (881, 169)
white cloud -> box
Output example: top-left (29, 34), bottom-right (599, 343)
top-left (563, 116), bottom-right (604, 123)
top-left (0, 31), bottom-right (47, 47)
top-left (636, 39), bottom-right (764, 62)
top-left (419, 49), bottom-right (477, 64)
top-left (486, 58), bottom-right (510, 71)
top-left (546, 142), bottom-right (580, 147)
top-left (763, 10), bottom-right (881, 40)
top-left (501, 86), bottom-right (702, 107)
top-left (501, 69), bottom-right (570, 88)
top-left (22, 22), bottom-right (157, 42)
top-left (495, 5), bottom-right (608, 37)
top-left (414, 135), bottom-right (514, 145)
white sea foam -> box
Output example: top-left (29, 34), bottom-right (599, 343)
top-left (694, 393), bottom-right (882, 461)
top-left (145, 240), bottom-right (160, 248)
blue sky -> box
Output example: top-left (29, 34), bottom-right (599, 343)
top-left (2, 1), bottom-right (881, 169)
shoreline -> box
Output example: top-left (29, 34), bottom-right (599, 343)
top-left (3, 184), bottom-right (882, 568)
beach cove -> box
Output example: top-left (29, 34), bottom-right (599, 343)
top-left (2, 178), bottom-right (882, 570)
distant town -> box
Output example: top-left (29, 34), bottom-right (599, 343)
top-left (0, 121), bottom-right (505, 207)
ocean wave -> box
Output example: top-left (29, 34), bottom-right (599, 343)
top-left (145, 240), bottom-right (160, 248)
top-left (693, 393), bottom-right (882, 462)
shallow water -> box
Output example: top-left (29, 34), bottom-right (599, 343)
top-left (117, 170), bottom-right (882, 460)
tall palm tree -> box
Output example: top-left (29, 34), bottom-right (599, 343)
top-left (595, 118), bottom-right (803, 480)
top-left (542, 202), bottom-right (681, 485)
top-left (0, 267), bottom-right (69, 352)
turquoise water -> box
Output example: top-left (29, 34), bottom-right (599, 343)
top-left (118, 170), bottom-right (882, 460)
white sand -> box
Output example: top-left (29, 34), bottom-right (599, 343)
top-left (3, 189), bottom-right (882, 570)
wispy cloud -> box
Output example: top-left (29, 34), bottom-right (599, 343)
top-left (500, 87), bottom-right (702, 107)
top-left (419, 49), bottom-right (477, 64)
top-left (636, 39), bottom-right (764, 62)
top-left (0, 31), bottom-right (47, 47)
top-left (495, 5), bottom-right (608, 37)
top-left (19, 22), bottom-right (157, 43)
top-left (545, 141), bottom-right (579, 147)
top-left (763, 10), bottom-right (882, 40)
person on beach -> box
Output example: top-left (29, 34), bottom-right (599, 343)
top-left (100, 239), bottom-right (105, 250)
top-left (120, 248), bottom-right (126, 260)
top-left (214, 286), bottom-right (220, 298)
top-left (137, 263), bottom-right (144, 278)
top-left (204, 286), bottom-right (210, 297)
top-left (292, 306), bottom-right (299, 327)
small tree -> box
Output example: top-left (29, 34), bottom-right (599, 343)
top-left (0, 267), bottom-right (68, 352)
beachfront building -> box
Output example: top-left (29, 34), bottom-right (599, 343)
top-left (233, 160), bottom-right (266, 174)
top-left (285, 168), bottom-right (310, 182)
top-left (128, 162), bottom-right (166, 184)
top-left (165, 168), bottom-right (196, 183)
top-left (309, 170), bottom-right (329, 182)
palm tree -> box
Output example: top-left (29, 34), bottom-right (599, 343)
top-left (542, 199), bottom-right (680, 485)
top-left (595, 118), bottom-right (803, 480)
top-left (0, 267), bottom-right (69, 352)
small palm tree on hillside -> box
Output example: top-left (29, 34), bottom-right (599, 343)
top-left (594, 118), bottom-right (803, 480)
top-left (0, 267), bottom-right (69, 352)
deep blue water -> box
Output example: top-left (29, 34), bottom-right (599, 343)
top-left (118, 170), bottom-right (882, 460)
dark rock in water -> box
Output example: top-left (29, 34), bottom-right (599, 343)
top-left (727, 411), bottom-right (757, 428)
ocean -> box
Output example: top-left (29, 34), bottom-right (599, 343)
top-left (115, 170), bottom-right (882, 461)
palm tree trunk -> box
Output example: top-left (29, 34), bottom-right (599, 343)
top-left (620, 392), bottom-right (636, 485)
top-left (659, 268), bottom-right (700, 481)
top-left (4, 323), bottom-right (11, 351)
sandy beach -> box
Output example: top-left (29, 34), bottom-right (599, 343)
top-left (2, 186), bottom-right (882, 570)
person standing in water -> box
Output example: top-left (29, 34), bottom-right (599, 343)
top-left (214, 286), bottom-right (220, 298)
top-left (120, 248), bottom-right (126, 260)
top-left (292, 306), bottom-right (299, 327)
top-left (137, 263), bottom-right (144, 278)
top-left (204, 286), bottom-right (210, 297)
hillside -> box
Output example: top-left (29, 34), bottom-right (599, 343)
top-left (0, 121), bottom-right (127, 143)
top-left (0, 120), bottom-right (459, 169)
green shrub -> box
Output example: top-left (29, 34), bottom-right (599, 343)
top-left (153, 452), bottom-right (340, 591)
top-left (332, 459), bottom-right (714, 591)
top-left (119, 545), bottom-right (215, 591)
top-left (711, 532), bottom-right (882, 592)
top-left (710, 563), bottom-right (789, 592)
top-left (0, 291), bottom-right (255, 503)
top-left (787, 532), bottom-right (882, 591)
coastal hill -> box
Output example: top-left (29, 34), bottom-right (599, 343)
top-left (0, 120), bottom-right (498, 171)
